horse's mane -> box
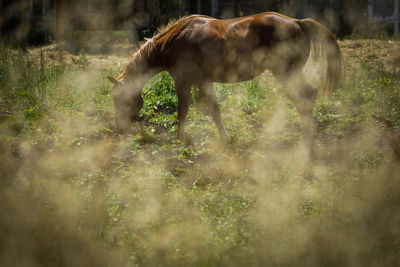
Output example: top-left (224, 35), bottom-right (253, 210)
top-left (153, 16), bottom-right (189, 41)
top-left (118, 15), bottom-right (211, 81)
top-left (153, 14), bottom-right (213, 41)
top-left (135, 17), bottom-right (188, 59)
top-left (136, 15), bottom-right (197, 56)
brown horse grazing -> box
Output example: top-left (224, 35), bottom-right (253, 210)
top-left (108, 12), bottom-right (342, 144)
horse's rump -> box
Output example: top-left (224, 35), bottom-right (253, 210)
top-left (296, 18), bottom-right (343, 97)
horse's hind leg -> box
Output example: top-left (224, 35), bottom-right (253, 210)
top-left (275, 70), bottom-right (318, 148)
top-left (294, 82), bottom-right (318, 148)
top-left (199, 83), bottom-right (230, 144)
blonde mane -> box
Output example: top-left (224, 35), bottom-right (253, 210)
top-left (117, 16), bottom-right (191, 81)
top-left (153, 15), bottom-right (212, 41)
top-left (118, 15), bottom-right (213, 81)
top-left (153, 16), bottom-right (188, 41)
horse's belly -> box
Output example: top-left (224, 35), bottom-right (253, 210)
top-left (210, 46), bottom-right (270, 82)
top-left (219, 67), bottom-right (263, 82)
top-left (210, 56), bottom-right (267, 82)
top-left (180, 42), bottom-right (270, 83)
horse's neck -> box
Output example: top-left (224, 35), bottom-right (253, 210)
top-left (120, 40), bottom-right (166, 95)
top-left (120, 61), bottom-right (158, 95)
top-left (125, 59), bottom-right (149, 77)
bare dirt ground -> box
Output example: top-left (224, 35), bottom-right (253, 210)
top-left (26, 42), bottom-right (137, 71)
top-left (340, 39), bottom-right (400, 73)
top-left (26, 39), bottom-right (400, 75)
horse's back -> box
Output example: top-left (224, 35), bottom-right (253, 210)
top-left (156, 12), bottom-right (308, 82)
top-left (156, 12), bottom-right (301, 49)
top-left (168, 13), bottom-right (303, 50)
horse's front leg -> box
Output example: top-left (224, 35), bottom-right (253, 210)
top-left (200, 83), bottom-right (230, 144)
top-left (175, 80), bottom-right (191, 141)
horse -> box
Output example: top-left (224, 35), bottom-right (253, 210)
top-left (107, 12), bottom-right (342, 144)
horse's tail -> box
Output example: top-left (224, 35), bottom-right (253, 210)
top-left (297, 18), bottom-right (343, 98)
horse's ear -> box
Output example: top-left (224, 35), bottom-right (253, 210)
top-left (107, 76), bottom-right (120, 84)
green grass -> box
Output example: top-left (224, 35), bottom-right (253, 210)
top-left (1, 45), bottom-right (400, 267)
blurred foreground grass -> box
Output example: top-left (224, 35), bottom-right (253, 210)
top-left (0, 43), bottom-right (400, 266)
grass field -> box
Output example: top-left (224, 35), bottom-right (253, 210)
top-left (1, 39), bottom-right (400, 266)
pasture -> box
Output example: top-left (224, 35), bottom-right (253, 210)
top-left (0, 38), bottom-right (400, 266)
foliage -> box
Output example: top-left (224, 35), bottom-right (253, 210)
top-left (0, 47), bottom-right (56, 134)
top-left (142, 71), bottom-right (178, 130)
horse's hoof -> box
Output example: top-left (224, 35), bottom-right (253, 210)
top-left (177, 133), bottom-right (194, 146)
top-left (220, 134), bottom-right (231, 145)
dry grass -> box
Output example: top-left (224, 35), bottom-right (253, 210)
top-left (1, 39), bottom-right (400, 266)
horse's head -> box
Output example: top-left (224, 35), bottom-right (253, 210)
top-left (108, 76), bottom-right (143, 133)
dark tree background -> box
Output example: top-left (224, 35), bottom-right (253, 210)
top-left (0, 0), bottom-right (396, 47)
